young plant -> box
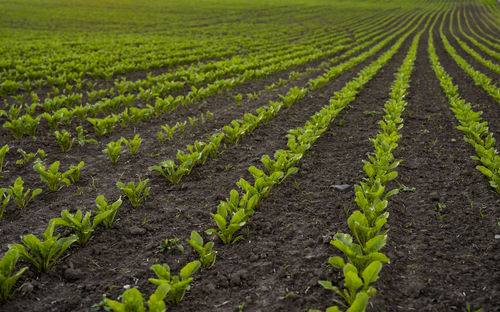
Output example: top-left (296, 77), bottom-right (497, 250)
top-left (318, 261), bottom-right (382, 311)
top-left (0, 188), bottom-right (11, 218)
top-left (105, 285), bottom-right (170, 312)
top-left (36, 148), bottom-right (46, 161)
top-left (33, 161), bottom-right (71, 192)
top-left (0, 249), bottom-right (29, 302)
top-left (234, 94), bottom-right (242, 106)
top-left (157, 124), bottom-right (177, 143)
top-left (148, 261), bottom-right (201, 304)
top-left (65, 161), bottom-right (84, 184)
top-left (116, 179), bottom-right (150, 208)
top-left (158, 238), bottom-right (184, 254)
top-left (148, 160), bottom-right (189, 184)
top-left (54, 129), bottom-right (75, 152)
top-left (95, 195), bottom-right (122, 228)
top-left (103, 140), bottom-right (122, 164)
top-left (16, 148), bottom-right (35, 166)
top-left (50, 209), bottom-right (110, 245)
top-left (186, 231), bottom-right (216, 269)
top-left (8, 222), bottom-right (77, 272)
top-left (8, 177), bottom-right (42, 209)
top-left (122, 134), bottom-right (142, 155)
top-left (87, 116), bottom-right (117, 136)
top-left (0, 145), bottom-right (9, 173)
top-left (75, 126), bottom-right (97, 146)
top-left (205, 205), bottom-right (246, 244)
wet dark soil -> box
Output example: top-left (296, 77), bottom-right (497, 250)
top-left (0, 3), bottom-right (498, 312)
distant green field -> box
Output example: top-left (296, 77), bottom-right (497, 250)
top-left (0, 0), bottom-right (499, 311)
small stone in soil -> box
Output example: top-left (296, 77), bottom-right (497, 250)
top-left (128, 225), bottom-right (146, 235)
top-left (330, 184), bottom-right (350, 191)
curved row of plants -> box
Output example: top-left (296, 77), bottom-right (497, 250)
top-left (313, 15), bottom-right (430, 311)
top-left (438, 10), bottom-right (500, 104)
top-left (147, 11), bottom-right (427, 186)
top-left (429, 13), bottom-right (500, 194)
top-left (98, 13), bottom-right (424, 311)
top-left (456, 7), bottom-right (500, 62)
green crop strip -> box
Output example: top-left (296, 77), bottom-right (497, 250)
top-left (429, 12), bottom-right (500, 194)
top-left (148, 11), bottom-right (428, 185)
top-left (106, 7), bottom-right (430, 309)
top-left (313, 13), bottom-right (433, 311)
top-left (448, 8), bottom-right (500, 75)
top-left (457, 8), bottom-right (500, 62)
top-left (439, 10), bottom-right (500, 105)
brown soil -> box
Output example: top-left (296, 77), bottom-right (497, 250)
top-left (0, 4), bottom-right (498, 312)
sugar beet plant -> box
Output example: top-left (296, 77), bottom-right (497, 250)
top-left (428, 17), bottom-right (500, 194)
top-left (103, 139), bottom-right (122, 164)
top-left (8, 177), bottom-right (42, 209)
top-left (116, 178), bottom-right (150, 208)
top-left (8, 222), bottom-right (77, 273)
top-left (0, 249), bottom-right (28, 302)
top-left (33, 161), bottom-right (83, 192)
top-left (0, 145), bottom-right (9, 173)
top-left (95, 195), bottom-right (122, 228)
top-left (315, 26), bottom-right (423, 312)
top-left (50, 208), bottom-right (113, 245)
top-left (106, 261), bottom-right (201, 311)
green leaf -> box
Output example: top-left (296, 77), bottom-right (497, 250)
top-left (364, 235), bottom-right (387, 254)
top-left (361, 261), bottom-right (382, 287)
top-left (346, 291), bottom-right (369, 312)
top-left (328, 256), bottom-right (346, 269)
top-left (180, 261), bottom-right (201, 280)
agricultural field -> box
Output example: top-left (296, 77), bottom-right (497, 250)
top-left (0, 0), bottom-right (499, 311)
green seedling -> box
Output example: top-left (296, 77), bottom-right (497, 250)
top-left (206, 205), bottom-right (246, 244)
top-left (116, 179), bottom-right (150, 208)
top-left (105, 285), bottom-right (170, 312)
top-left (103, 140), bottom-right (122, 164)
top-left (157, 124), bottom-right (177, 143)
top-left (95, 195), bottom-right (122, 228)
top-left (187, 231), bottom-right (216, 269)
top-left (8, 222), bottom-right (77, 272)
top-left (54, 129), bottom-right (75, 152)
top-left (158, 238), bottom-right (184, 254)
top-left (0, 145), bottom-right (9, 173)
top-left (75, 126), bottom-right (97, 146)
top-left (16, 148), bottom-right (35, 166)
top-left (148, 160), bottom-right (191, 184)
top-left (0, 188), bottom-right (11, 218)
top-left (148, 261), bottom-right (201, 304)
top-left (8, 177), bottom-right (42, 209)
top-left (0, 249), bottom-right (29, 302)
top-left (33, 161), bottom-right (71, 192)
top-left (122, 134), bottom-right (142, 155)
top-left (65, 161), bottom-right (84, 184)
top-left (234, 94), bottom-right (242, 106)
top-left (36, 148), bottom-right (46, 160)
top-left (50, 209), bottom-right (110, 245)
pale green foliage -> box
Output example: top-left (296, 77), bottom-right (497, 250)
top-left (0, 249), bottom-right (28, 302)
top-left (54, 129), bottom-right (75, 152)
top-left (116, 179), bottom-right (150, 208)
top-left (0, 145), bottom-right (9, 173)
top-left (50, 209), bottom-right (111, 245)
top-left (8, 177), bottom-right (42, 209)
top-left (148, 261), bottom-right (200, 304)
top-left (33, 161), bottom-right (71, 192)
top-left (8, 222), bottom-right (77, 272)
top-left (186, 231), bottom-right (216, 269)
top-left (103, 140), bottom-right (122, 164)
top-left (95, 195), bottom-right (122, 228)
top-left (122, 134), bottom-right (142, 155)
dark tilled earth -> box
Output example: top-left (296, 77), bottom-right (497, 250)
top-left (0, 5), bottom-right (499, 312)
